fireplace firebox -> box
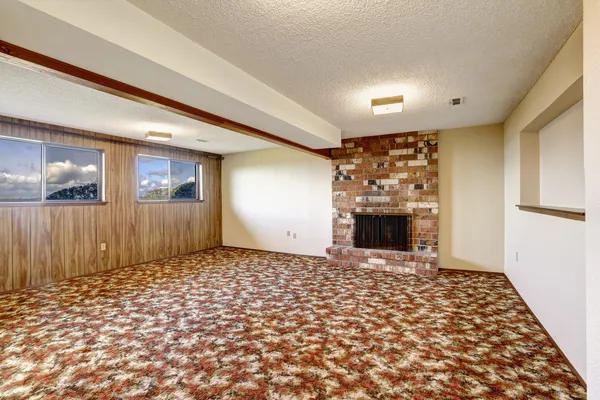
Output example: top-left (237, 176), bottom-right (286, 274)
top-left (354, 213), bottom-right (411, 251)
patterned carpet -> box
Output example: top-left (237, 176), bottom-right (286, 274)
top-left (0, 247), bottom-right (585, 399)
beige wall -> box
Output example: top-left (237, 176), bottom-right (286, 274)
top-left (519, 131), bottom-right (540, 205)
top-left (584, 1), bottom-right (600, 395)
top-left (539, 100), bottom-right (584, 208)
top-left (222, 148), bottom-right (332, 257)
top-left (438, 124), bottom-right (504, 272)
top-left (504, 24), bottom-right (586, 379)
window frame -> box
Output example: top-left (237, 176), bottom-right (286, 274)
top-left (136, 154), bottom-right (202, 203)
top-left (0, 135), bottom-right (105, 204)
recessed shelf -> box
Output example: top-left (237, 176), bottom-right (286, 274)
top-left (516, 205), bottom-right (585, 221)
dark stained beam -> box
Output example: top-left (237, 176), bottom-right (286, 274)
top-left (0, 40), bottom-right (332, 159)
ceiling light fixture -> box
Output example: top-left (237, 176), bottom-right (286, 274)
top-left (371, 95), bottom-right (404, 115)
top-left (145, 131), bottom-right (172, 142)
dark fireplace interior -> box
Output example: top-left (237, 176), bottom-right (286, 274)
top-left (354, 214), bottom-right (411, 251)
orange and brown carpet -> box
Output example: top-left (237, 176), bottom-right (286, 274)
top-left (0, 248), bottom-right (585, 399)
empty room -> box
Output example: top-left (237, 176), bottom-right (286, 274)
top-left (0, 0), bottom-right (599, 398)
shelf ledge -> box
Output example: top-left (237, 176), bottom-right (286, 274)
top-left (516, 205), bottom-right (585, 221)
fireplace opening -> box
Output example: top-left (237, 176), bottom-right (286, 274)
top-left (354, 214), bottom-right (411, 251)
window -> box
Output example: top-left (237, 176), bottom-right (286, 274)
top-left (170, 161), bottom-right (197, 200)
top-left (137, 156), bottom-right (168, 200)
top-left (137, 155), bottom-right (202, 202)
top-left (0, 136), bottom-right (104, 203)
top-left (0, 139), bottom-right (42, 201)
top-left (45, 145), bottom-right (101, 201)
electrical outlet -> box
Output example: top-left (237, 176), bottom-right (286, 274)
top-left (100, 243), bottom-right (107, 251)
top-left (287, 231), bottom-right (291, 237)
top-left (293, 233), bottom-right (297, 239)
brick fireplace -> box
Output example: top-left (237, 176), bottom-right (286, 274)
top-left (326, 130), bottom-right (439, 276)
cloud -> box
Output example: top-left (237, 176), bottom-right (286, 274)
top-left (139, 177), bottom-right (159, 194)
top-left (186, 176), bottom-right (196, 183)
top-left (46, 160), bottom-right (97, 186)
top-left (149, 169), bottom-right (168, 178)
top-left (170, 165), bottom-right (184, 175)
top-left (0, 160), bottom-right (97, 200)
top-left (0, 172), bottom-right (41, 200)
top-left (0, 172), bottom-right (40, 185)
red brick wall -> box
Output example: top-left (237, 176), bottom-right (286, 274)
top-left (331, 130), bottom-right (438, 254)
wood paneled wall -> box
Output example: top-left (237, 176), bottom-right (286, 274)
top-left (0, 116), bottom-right (222, 293)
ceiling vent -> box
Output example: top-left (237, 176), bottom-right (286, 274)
top-left (450, 97), bottom-right (464, 106)
top-left (196, 138), bottom-right (209, 143)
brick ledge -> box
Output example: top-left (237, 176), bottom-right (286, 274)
top-left (326, 245), bottom-right (438, 277)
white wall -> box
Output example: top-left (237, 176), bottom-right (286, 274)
top-left (539, 101), bottom-right (584, 208)
top-left (519, 131), bottom-right (541, 204)
top-left (504, 24), bottom-right (586, 380)
top-left (584, 2), bottom-right (600, 396)
top-left (513, 212), bottom-right (586, 371)
top-left (438, 124), bottom-right (504, 272)
top-left (222, 148), bottom-right (332, 257)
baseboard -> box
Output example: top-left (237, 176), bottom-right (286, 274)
top-left (504, 276), bottom-right (587, 390)
top-left (220, 245), bottom-right (327, 259)
top-left (438, 267), bottom-right (504, 275)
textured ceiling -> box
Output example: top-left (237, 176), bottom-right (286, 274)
top-left (127, 0), bottom-right (582, 138)
top-left (0, 60), bottom-right (278, 155)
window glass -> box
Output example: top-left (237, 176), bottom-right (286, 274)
top-left (138, 155), bottom-right (201, 202)
top-left (138, 156), bottom-right (169, 200)
top-left (170, 161), bottom-right (197, 200)
top-left (0, 138), bottom-right (42, 201)
top-left (46, 146), bottom-right (100, 201)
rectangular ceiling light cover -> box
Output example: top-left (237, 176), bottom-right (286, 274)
top-left (145, 131), bottom-right (172, 142)
top-left (371, 95), bottom-right (404, 115)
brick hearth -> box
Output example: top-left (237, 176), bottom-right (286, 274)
top-left (326, 246), bottom-right (437, 277)
top-left (327, 130), bottom-right (439, 276)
